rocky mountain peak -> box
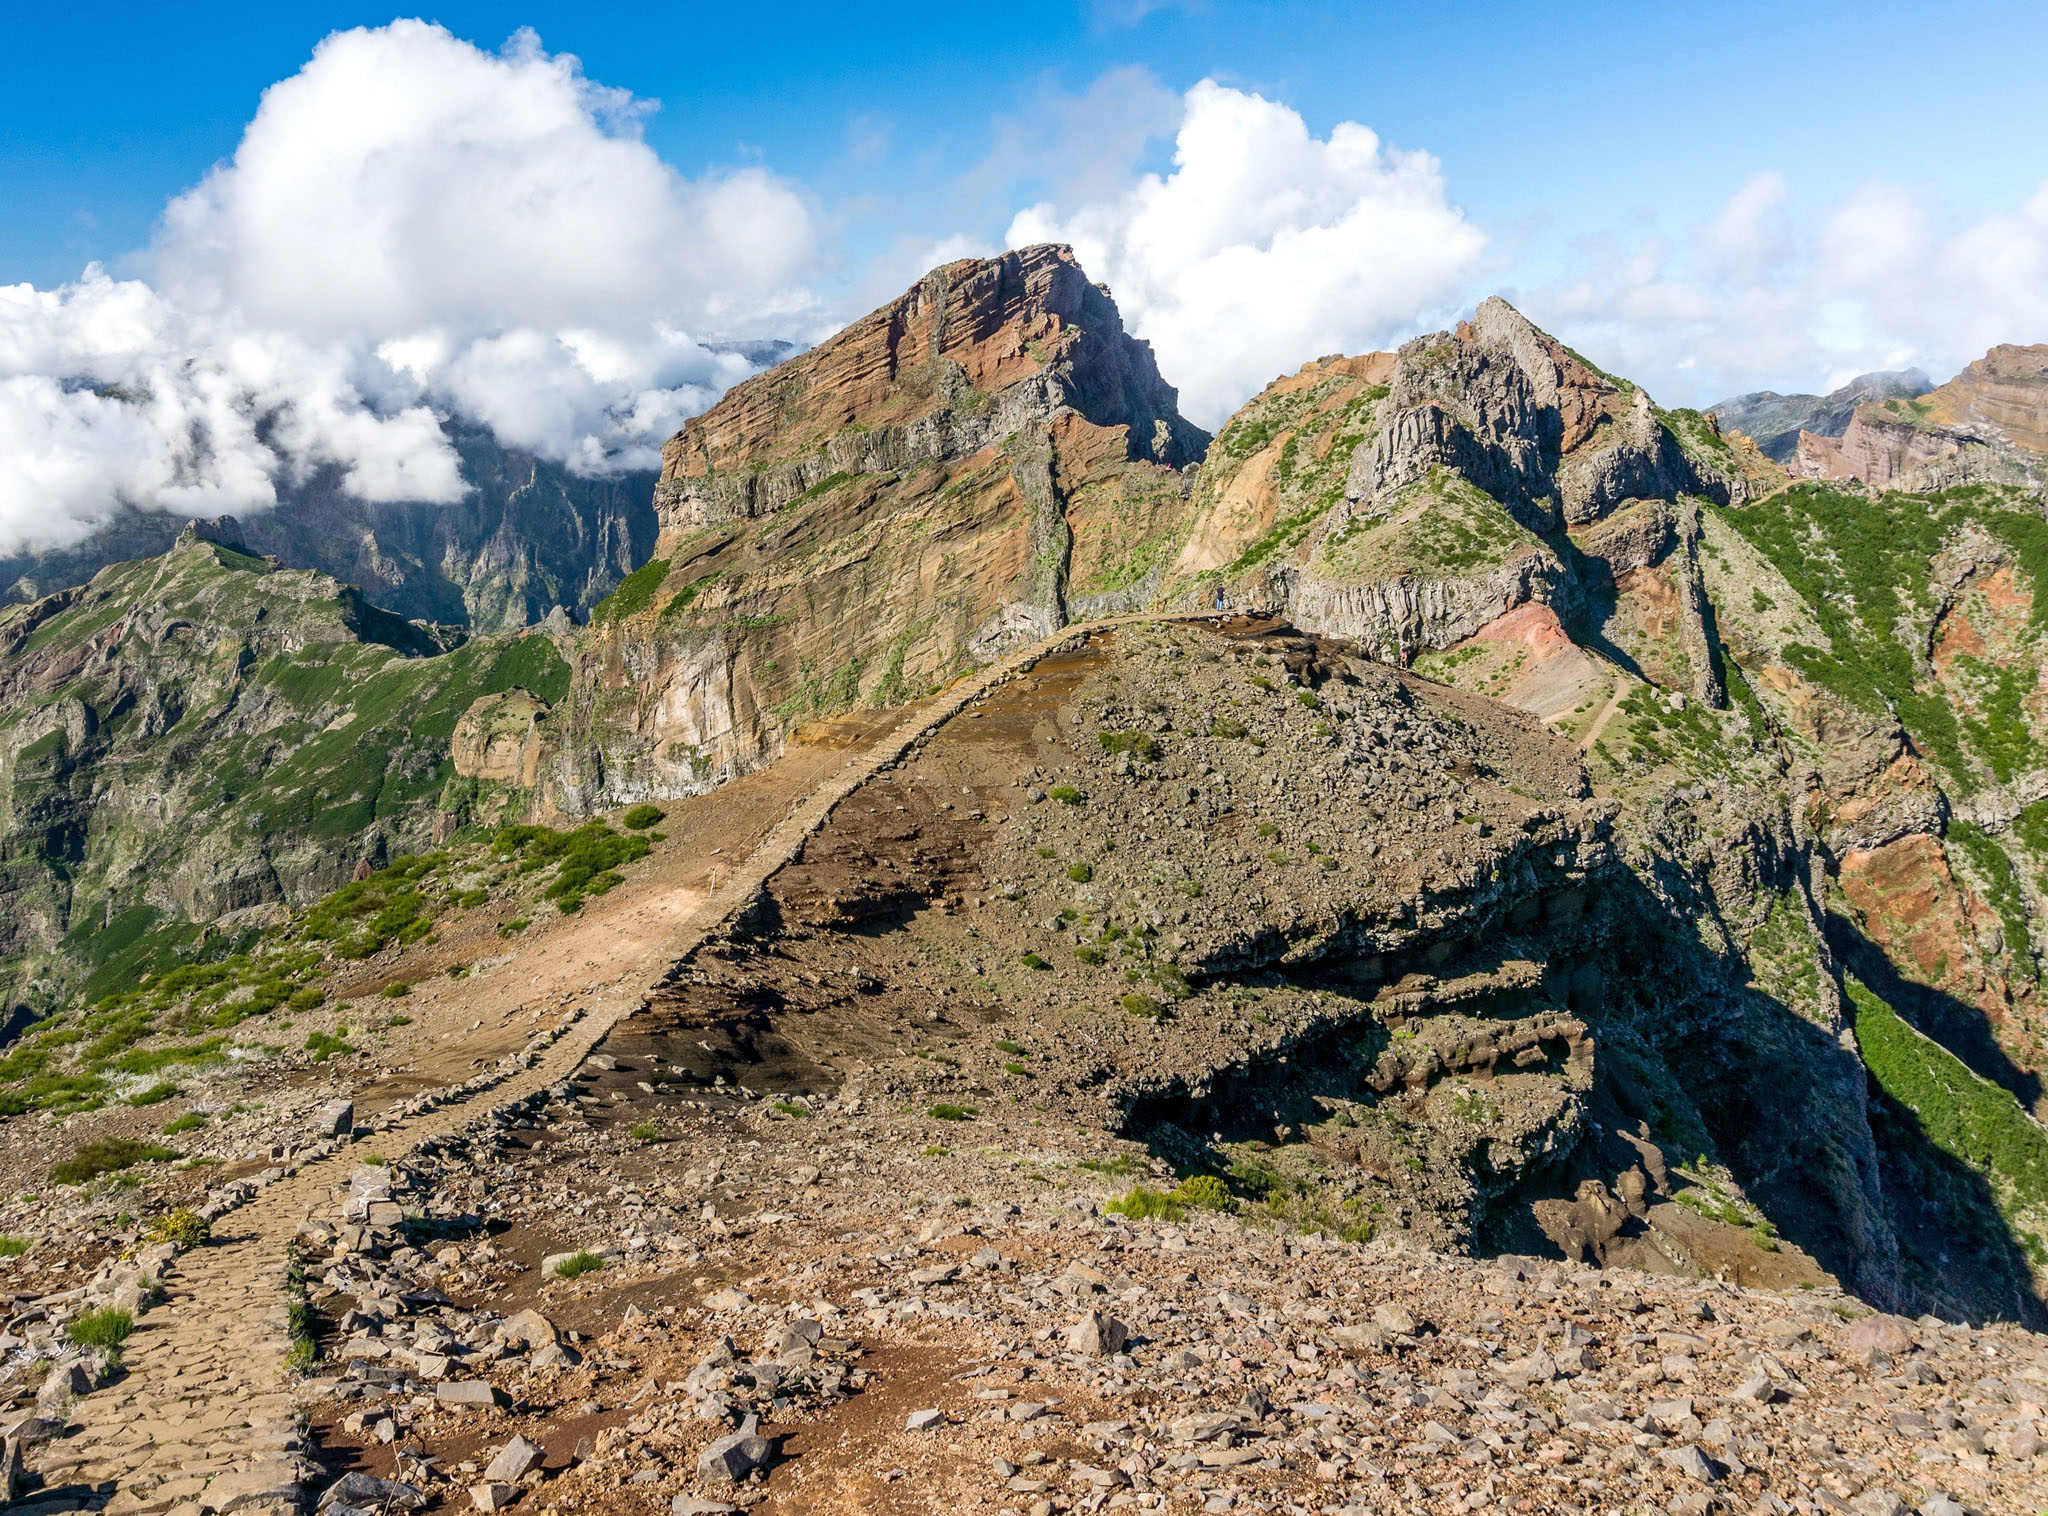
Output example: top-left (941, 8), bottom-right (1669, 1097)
top-left (651, 245), bottom-right (1208, 549)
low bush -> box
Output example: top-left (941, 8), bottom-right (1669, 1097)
top-left (927, 1103), bottom-right (977, 1122)
top-left (1106, 1186), bottom-right (1182, 1221)
top-left (126, 1082), bottom-right (179, 1107)
top-left (145, 1208), bottom-right (212, 1248)
top-left (1066, 862), bottom-right (1094, 884)
top-left (1098, 731), bottom-right (1161, 762)
top-left (622, 804), bottom-right (666, 830)
top-left (304, 1031), bottom-right (354, 1062)
top-left (161, 1111), bottom-right (207, 1135)
top-left (51, 1138), bottom-right (178, 1186)
top-left (1175, 1174), bottom-right (1233, 1210)
top-left (67, 1306), bottom-right (133, 1350)
top-left (1048, 785), bottom-right (1083, 805)
top-left (552, 1250), bottom-right (607, 1279)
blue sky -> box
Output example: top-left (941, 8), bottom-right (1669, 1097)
top-left (6, 0), bottom-right (2043, 290)
top-left (1, 1), bottom-right (2044, 548)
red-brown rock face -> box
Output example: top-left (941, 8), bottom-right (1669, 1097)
top-left (651, 245), bottom-right (1207, 548)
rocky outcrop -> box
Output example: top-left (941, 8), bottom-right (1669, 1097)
top-left (1165, 297), bottom-right (1768, 671)
top-left (1285, 547), bottom-right (1570, 665)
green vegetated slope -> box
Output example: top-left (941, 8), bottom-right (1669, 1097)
top-left (0, 812), bottom-right (657, 1121)
top-left (0, 529), bottom-right (570, 1017)
top-left (1847, 976), bottom-right (2048, 1314)
top-left (1718, 481), bottom-right (2048, 791)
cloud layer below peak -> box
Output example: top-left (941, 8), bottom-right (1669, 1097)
top-left (0, 21), bottom-right (823, 554)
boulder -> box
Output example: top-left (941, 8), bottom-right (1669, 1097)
top-left (484, 1435), bottom-right (545, 1483)
top-left (436, 1381), bottom-right (498, 1408)
top-left (313, 1099), bottom-right (355, 1138)
top-left (1842, 1313), bottom-right (1917, 1359)
top-left (697, 1414), bottom-right (772, 1484)
top-left (316, 1473), bottom-right (426, 1512)
top-left (470, 1483), bottom-right (517, 1511)
top-left (37, 1358), bottom-right (91, 1409)
top-left (1372, 1302), bottom-right (1419, 1336)
top-left (1067, 1310), bottom-right (1128, 1357)
top-left (496, 1309), bottom-right (558, 1350)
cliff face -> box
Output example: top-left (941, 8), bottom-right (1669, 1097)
top-left (548, 246), bottom-right (1210, 811)
top-left (0, 423), bottom-right (659, 635)
top-left (1794, 344), bottom-right (2048, 492)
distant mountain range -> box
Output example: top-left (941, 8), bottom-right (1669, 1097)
top-left (1708, 369), bottom-right (1933, 461)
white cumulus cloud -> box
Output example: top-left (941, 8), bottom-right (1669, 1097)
top-left (1007, 79), bottom-right (1487, 428)
top-left (1525, 172), bottom-right (2048, 405)
top-left (0, 21), bottom-right (823, 555)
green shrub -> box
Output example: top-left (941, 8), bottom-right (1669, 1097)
top-left (380, 981), bottom-right (410, 999)
top-left (145, 1208), bottom-right (211, 1248)
top-left (927, 1103), bottom-right (977, 1122)
top-left (1066, 863), bottom-right (1094, 884)
top-left (1020, 952), bottom-right (1050, 971)
top-left (1175, 1174), bottom-right (1234, 1210)
top-left (1074, 945), bottom-right (1104, 965)
top-left (1296, 689), bottom-right (1320, 709)
top-left (287, 986), bottom-right (326, 1011)
top-left (51, 1138), bottom-right (178, 1186)
top-left (1122, 993), bottom-right (1164, 1020)
top-left (1004, 1061), bottom-right (1028, 1076)
top-left (1210, 716), bottom-right (1248, 740)
top-left (494, 821), bottom-right (651, 911)
top-left (1256, 821), bottom-right (1280, 838)
top-left (126, 1082), bottom-right (179, 1107)
top-left (304, 1031), bottom-right (354, 1062)
top-left (995, 1039), bottom-right (1024, 1055)
top-left (0, 1236), bottom-right (27, 1257)
top-left (770, 1101), bottom-right (810, 1118)
top-left (551, 1250), bottom-right (607, 1279)
top-left (67, 1307), bottom-right (133, 1350)
top-left (1098, 731), bottom-right (1161, 762)
top-left (628, 1120), bottom-right (661, 1142)
top-left (1106, 1186), bottom-right (1182, 1221)
top-left (622, 804), bottom-right (666, 830)
top-left (161, 1112), bottom-right (208, 1135)
top-left (1048, 785), bottom-right (1083, 805)
top-left (1077, 1155), bottom-right (1143, 1178)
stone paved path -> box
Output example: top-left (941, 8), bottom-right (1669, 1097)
top-left (37, 614), bottom-right (1190, 1516)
